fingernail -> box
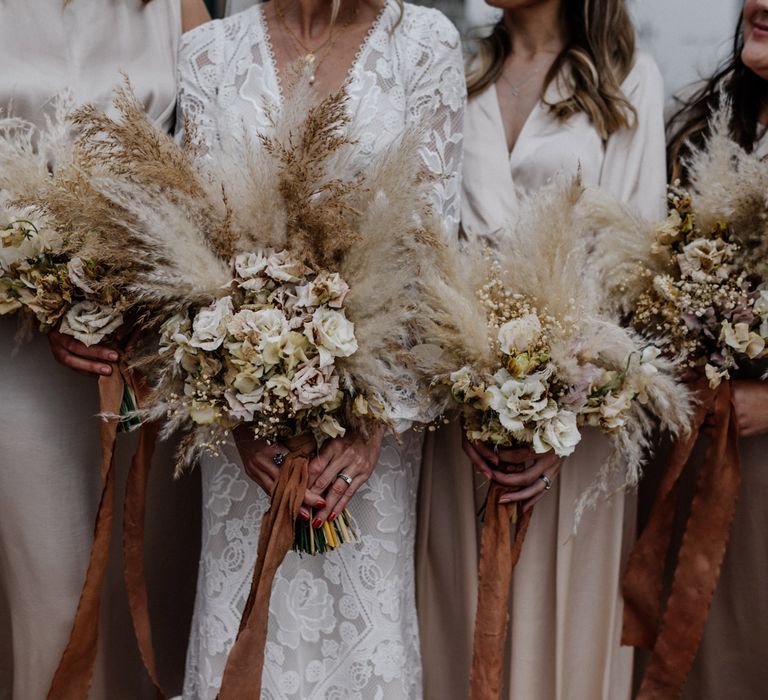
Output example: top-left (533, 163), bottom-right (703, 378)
top-left (299, 509), bottom-right (310, 521)
top-left (498, 495), bottom-right (514, 504)
top-left (317, 499), bottom-right (327, 509)
top-left (329, 512), bottom-right (337, 522)
top-left (312, 517), bottom-right (323, 529)
top-left (108, 351), bottom-right (119, 361)
top-left (100, 366), bottom-right (112, 375)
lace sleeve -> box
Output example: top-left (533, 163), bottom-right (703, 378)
top-left (404, 10), bottom-right (466, 240)
top-left (176, 21), bottom-right (224, 142)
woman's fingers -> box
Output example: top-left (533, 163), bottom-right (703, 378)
top-left (491, 452), bottom-right (559, 488)
top-left (499, 463), bottom-right (561, 504)
top-left (49, 330), bottom-right (118, 376)
top-left (472, 441), bottom-right (499, 467)
top-left (496, 446), bottom-right (538, 464)
top-left (461, 435), bottom-right (493, 479)
top-left (313, 461), bottom-right (361, 526)
top-left (523, 490), bottom-right (548, 513)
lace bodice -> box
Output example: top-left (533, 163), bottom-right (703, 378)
top-left (178, 0), bottom-right (465, 232)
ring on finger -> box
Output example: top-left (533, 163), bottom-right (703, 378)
top-left (272, 452), bottom-right (287, 467)
top-left (540, 474), bottom-right (553, 491)
top-left (336, 472), bottom-right (353, 486)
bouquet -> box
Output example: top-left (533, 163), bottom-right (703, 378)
top-left (412, 176), bottom-right (692, 699)
top-left (592, 105), bottom-right (768, 698)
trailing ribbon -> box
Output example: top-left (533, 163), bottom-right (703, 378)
top-left (47, 365), bottom-right (166, 700)
top-left (469, 483), bottom-right (533, 700)
top-left (622, 379), bottom-right (741, 700)
top-left (216, 434), bottom-right (316, 700)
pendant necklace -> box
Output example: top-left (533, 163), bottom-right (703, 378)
top-left (275, 0), bottom-right (360, 85)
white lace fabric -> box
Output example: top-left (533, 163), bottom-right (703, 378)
top-left (176, 3), bottom-right (465, 698)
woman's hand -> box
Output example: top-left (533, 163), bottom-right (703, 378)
top-left (232, 427), bottom-right (326, 521)
top-left (732, 379), bottom-right (768, 438)
top-left (48, 329), bottom-right (118, 377)
top-left (306, 427), bottom-right (385, 529)
top-left (461, 434), bottom-right (562, 512)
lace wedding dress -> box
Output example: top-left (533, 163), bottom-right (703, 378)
top-left (176, 3), bottom-right (464, 698)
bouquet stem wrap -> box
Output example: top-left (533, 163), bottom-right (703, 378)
top-left (47, 366), bottom-right (165, 700)
top-left (622, 380), bottom-right (741, 700)
top-left (216, 434), bottom-right (316, 700)
top-left (469, 484), bottom-right (533, 700)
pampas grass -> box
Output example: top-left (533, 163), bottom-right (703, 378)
top-left (414, 176), bottom-right (693, 520)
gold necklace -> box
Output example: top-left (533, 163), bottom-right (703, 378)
top-left (275, 0), bottom-right (360, 85)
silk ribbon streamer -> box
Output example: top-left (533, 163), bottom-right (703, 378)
top-left (469, 483), bottom-right (533, 700)
top-left (216, 434), bottom-right (316, 700)
top-left (622, 380), bottom-right (741, 700)
top-left (47, 365), bottom-right (166, 700)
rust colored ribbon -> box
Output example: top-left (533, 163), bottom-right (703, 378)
top-left (622, 380), bottom-right (741, 700)
top-left (469, 482), bottom-right (534, 700)
top-left (47, 365), bottom-right (166, 700)
top-left (47, 369), bottom-right (124, 699)
top-left (216, 434), bottom-right (316, 700)
top-left (122, 369), bottom-right (165, 700)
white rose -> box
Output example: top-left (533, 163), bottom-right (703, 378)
top-left (497, 314), bottom-right (542, 355)
top-left (721, 320), bottom-right (765, 359)
top-left (487, 369), bottom-right (551, 433)
top-left (532, 410), bottom-right (581, 457)
top-left (234, 251), bottom-right (269, 281)
top-left (189, 297), bottom-right (234, 351)
top-left (265, 250), bottom-right (310, 283)
top-left (676, 238), bottom-right (733, 282)
top-left (266, 374), bottom-right (292, 398)
top-left (304, 307), bottom-right (358, 368)
top-left (230, 365), bottom-right (264, 394)
top-left (705, 363), bottom-right (727, 389)
top-left (290, 361), bottom-right (340, 410)
top-left (280, 330), bottom-right (311, 371)
top-left (315, 414), bottom-right (346, 439)
top-left (295, 272), bottom-right (350, 310)
top-left (66, 257), bottom-right (95, 294)
top-left (227, 307), bottom-right (289, 365)
top-left (188, 402), bottom-right (218, 425)
top-left (59, 301), bottom-right (123, 346)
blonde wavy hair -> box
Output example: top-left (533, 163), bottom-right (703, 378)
top-left (467, 0), bottom-right (637, 139)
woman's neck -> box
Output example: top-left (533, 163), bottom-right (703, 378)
top-left (504, 2), bottom-right (566, 59)
top-left (278, 0), bottom-right (361, 41)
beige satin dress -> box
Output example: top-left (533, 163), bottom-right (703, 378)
top-left (417, 53), bottom-right (667, 700)
top-left (0, 2), bottom-right (199, 699)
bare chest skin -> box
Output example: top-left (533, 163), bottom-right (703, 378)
top-left (495, 51), bottom-right (558, 154)
top-left (261, 1), bottom-right (386, 100)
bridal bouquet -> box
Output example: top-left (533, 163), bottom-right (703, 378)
top-left (631, 188), bottom-right (767, 387)
top-left (413, 176), bottom-right (692, 699)
top-left (591, 105), bottom-right (768, 698)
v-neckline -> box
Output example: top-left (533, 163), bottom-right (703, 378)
top-left (256, 1), bottom-right (390, 106)
top-left (489, 81), bottom-right (541, 162)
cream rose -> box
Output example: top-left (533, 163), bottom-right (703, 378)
top-left (598, 390), bottom-right (634, 430)
top-left (532, 410), bottom-right (581, 457)
top-left (304, 307), bottom-right (358, 367)
top-left (265, 250), bottom-right (310, 283)
top-left (60, 300), bottom-right (123, 346)
top-left (190, 296), bottom-right (234, 351)
top-left (676, 238), bottom-right (733, 281)
top-left (66, 257), bottom-right (95, 294)
top-left (721, 320), bottom-right (765, 359)
top-left (497, 313), bottom-right (542, 355)
top-left (234, 251), bottom-right (269, 281)
top-left (224, 387), bottom-right (264, 422)
top-left (290, 361), bottom-right (340, 410)
top-left (295, 272), bottom-right (350, 310)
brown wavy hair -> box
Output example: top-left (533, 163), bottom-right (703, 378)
top-left (467, 0), bottom-right (637, 139)
top-left (667, 11), bottom-right (768, 183)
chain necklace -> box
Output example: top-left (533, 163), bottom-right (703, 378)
top-left (275, 0), bottom-right (360, 85)
top-left (499, 71), bottom-right (539, 97)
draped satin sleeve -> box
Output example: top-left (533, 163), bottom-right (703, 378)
top-left (600, 53), bottom-right (667, 219)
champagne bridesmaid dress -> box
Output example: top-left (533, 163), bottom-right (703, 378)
top-left (417, 52), bottom-right (667, 700)
top-left (0, 2), bottom-right (197, 698)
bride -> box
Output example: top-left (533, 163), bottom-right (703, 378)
top-left (176, 1), bottom-right (464, 697)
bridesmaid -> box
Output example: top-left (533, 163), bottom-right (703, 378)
top-left (0, 1), bottom-right (209, 698)
top-left (418, 1), bottom-right (666, 699)
top-left (653, 1), bottom-right (768, 697)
